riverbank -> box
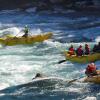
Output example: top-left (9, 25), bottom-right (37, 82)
top-left (0, 0), bottom-right (100, 12)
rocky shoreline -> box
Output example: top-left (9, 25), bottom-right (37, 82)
top-left (0, 0), bottom-right (100, 12)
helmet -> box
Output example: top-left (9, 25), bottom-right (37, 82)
top-left (85, 44), bottom-right (88, 46)
top-left (25, 25), bottom-right (28, 28)
top-left (79, 45), bottom-right (82, 48)
top-left (71, 45), bottom-right (73, 48)
top-left (91, 63), bottom-right (95, 66)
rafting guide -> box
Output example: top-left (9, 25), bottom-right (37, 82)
top-left (14, 25), bottom-right (29, 37)
top-left (22, 25), bottom-right (29, 38)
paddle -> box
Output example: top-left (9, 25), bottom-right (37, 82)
top-left (67, 78), bottom-right (81, 84)
top-left (68, 70), bottom-right (100, 84)
top-left (67, 79), bottom-right (78, 84)
top-left (57, 51), bottom-right (95, 64)
top-left (67, 75), bottom-right (85, 84)
top-left (28, 32), bottom-right (33, 37)
top-left (58, 59), bottom-right (66, 64)
top-left (15, 30), bottom-right (22, 37)
top-left (57, 50), bottom-right (71, 64)
top-left (67, 70), bottom-right (86, 84)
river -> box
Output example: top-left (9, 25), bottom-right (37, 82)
top-left (0, 9), bottom-right (100, 100)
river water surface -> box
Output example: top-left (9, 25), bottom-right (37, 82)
top-left (0, 9), bottom-right (100, 100)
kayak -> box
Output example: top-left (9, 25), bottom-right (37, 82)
top-left (64, 51), bottom-right (100, 63)
top-left (82, 70), bottom-right (100, 84)
top-left (0, 32), bottom-right (52, 46)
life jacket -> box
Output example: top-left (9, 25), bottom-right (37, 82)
top-left (86, 64), bottom-right (96, 73)
top-left (69, 47), bottom-right (74, 52)
top-left (77, 47), bottom-right (83, 56)
top-left (85, 46), bottom-right (90, 55)
top-left (68, 47), bottom-right (75, 55)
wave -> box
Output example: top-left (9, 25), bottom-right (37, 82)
top-left (0, 77), bottom-right (100, 100)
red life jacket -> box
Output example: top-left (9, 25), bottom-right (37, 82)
top-left (86, 64), bottom-right (96, 73)
top-left (78, 47), bottom-right (82, 52)
top-left (85, 46), bottom-right (90, 54)
top-left (69, 47), bottom-right (74, 52)
top-left (68, 47), bottom-right (75, 55)
top-left (77, 47), bottom-right (83, 56)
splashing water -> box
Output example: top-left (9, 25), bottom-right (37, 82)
top-left (0, 9), bottom-right (99, 100)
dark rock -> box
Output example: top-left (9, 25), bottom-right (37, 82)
top-left (0, 0), bottom-right (34, 10)
top-left (0, 0), bottom-right (100, 12)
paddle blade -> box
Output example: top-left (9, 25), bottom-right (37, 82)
top-left (58, 60), bottom-right (66, 64)
top-left (68, 79), bottom-right (78, 84)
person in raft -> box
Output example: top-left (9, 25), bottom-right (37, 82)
top-left (85, 63), bottom-right (98, 77)
top-left (93, 42), bottom-right (100, 53)
top-left (84, 44), bottom-right (90, 55)
top-left (22, 25), bottom-right (29, 38)
top-left (76, 45), bottom-right (84, 56)
top-left (68, 45), bottom-right (75, 56)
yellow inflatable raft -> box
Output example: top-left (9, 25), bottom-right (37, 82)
top-left (83, 70), bottom-right (100, 84)
top-left (0, 32), bottom-right (52, 46)
top-left (64, 51), bottom-right (100, 63)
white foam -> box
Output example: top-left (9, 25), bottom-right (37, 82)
top-left (0, 27), bottom-right (20, 36)
top-left (67, 87), bottom-right (82, 93)
top-left (67, 34), bottom-right (75, 38)
top-left (95, 36), bottom-right (100, 42)
top-left (31, 28), bottom-right (42, 35)
top-left (0, 83), bottom-right (10, 90)
top-left (83, 96), bottom-right (96, 100)
top-left (32, 77), bottom-right (64, 82)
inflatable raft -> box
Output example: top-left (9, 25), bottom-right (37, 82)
top-left (0, 32), bottom-right (52, 46)
top-left (82, 70), bottom-right (100, 84)
top-left (64, 51), bottom-right (100, 63)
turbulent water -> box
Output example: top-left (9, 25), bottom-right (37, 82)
top-left (0, 9), bottom-right (100, 100)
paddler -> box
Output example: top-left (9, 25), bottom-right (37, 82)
top-left (85, 63), bottom-right (98, 77)
top-left (93, 42), bottom-right (100, 53)
top-left (76, 45), bottom-right (84, 56)
top-left (84, 44), bottom-right (90, 55)
top-left (22, 25), bottom-right (29, 38)
top-left (68, 45), bottom-right (75, 56)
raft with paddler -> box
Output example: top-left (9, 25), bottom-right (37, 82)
top-left (58, 43), bottom-right (100, 64)
top-left (0, 25), bottom-right (53, 46)
top-left (32, 63), bottom-right (100, 84)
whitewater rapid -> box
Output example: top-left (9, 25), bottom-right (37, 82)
top-left (0, 9), bottom-right (99, 100)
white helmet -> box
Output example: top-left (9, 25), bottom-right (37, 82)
top-left (25, 25), bottom-right (28, 28)
top-left (91, 63), bottom-right (95, 66)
